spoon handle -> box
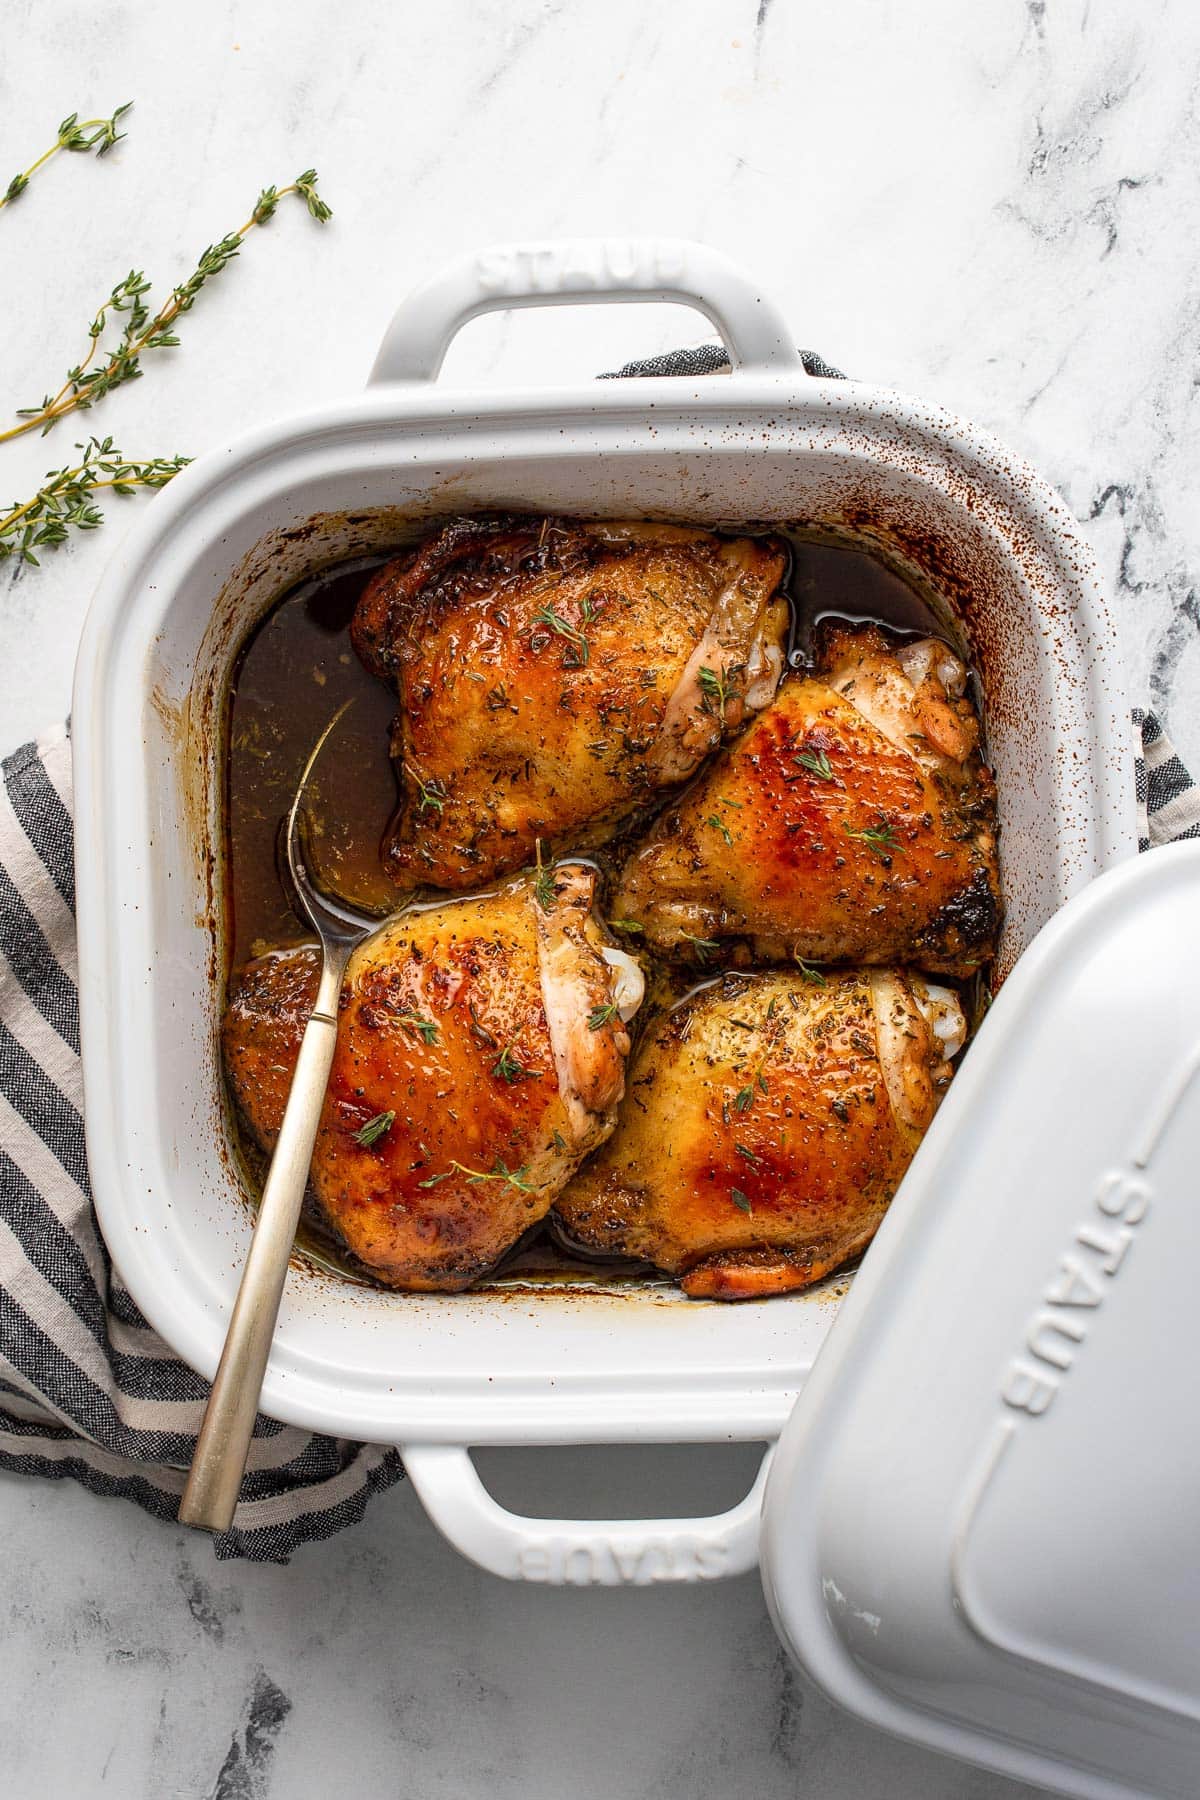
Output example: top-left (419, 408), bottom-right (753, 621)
top-left (179, 945), bottom-right (350, 1533)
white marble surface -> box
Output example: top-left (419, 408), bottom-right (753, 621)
top-left (1, 0), bottom-right (1195, 1792)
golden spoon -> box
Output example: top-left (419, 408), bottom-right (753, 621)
top-left (179, 701), bottom-right (378, 1533)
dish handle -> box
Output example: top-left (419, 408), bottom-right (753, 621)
top-left (368, 238), bottom-right (803, 384)
top-left (400, 1442), bottom-right (774, 1585)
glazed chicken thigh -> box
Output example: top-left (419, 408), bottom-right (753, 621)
top-left (223, 864), bottom-right (643, 1289)
top-left (554, 967), bottom-right (965, 1299)
top-left (351, 516), bottom-right (789, 892)
top-left (614, 623), bottom-right (1001, 976)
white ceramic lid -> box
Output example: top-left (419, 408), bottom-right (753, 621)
top-left (760, 838), bottom-right (1200, 1800)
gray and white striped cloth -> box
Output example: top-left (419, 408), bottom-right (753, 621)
top-left (1132, 707), bottom-right (1200, 851)
top-left (0, 725), bottom-right (403, 1562)
top-left (1, 713), bottom-right (1196, 1560)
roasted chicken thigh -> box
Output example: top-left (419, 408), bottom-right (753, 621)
top-left (222, 864), bottom-right (643, 1290)
top-left (351, 516), bottom-right (789, 892)
top-left (554, 967), bottom-right (965, 1299)
top-left (614, 623), bottom-right (1001, 976)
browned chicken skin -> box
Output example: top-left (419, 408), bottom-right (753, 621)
top-left (222, 942), bottom-right (322, 1156)
top-left (613, 623), bottom-right (1001, 976)
top-left (222, 865), bottom-right (643, 1290)
top-left (351, 515), bottom-right (789, 892)
top-left (553, 967), bottom-right (965, 1299)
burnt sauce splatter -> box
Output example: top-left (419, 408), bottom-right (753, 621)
top-left (223, 525), bottom-right (972, 1291)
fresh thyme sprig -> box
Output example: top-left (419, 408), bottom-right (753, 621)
top-left (404, 763), bottom-right (446, 815)
top-left (2, 168), bottom-right (332, 445)
top-left (792, 747), bottom-right (835, 781)
top-left (494, 1043), bottom-right (540, 1084)
top-left (698, 663), bottom-right (743, 727)
top-left (680, 931), bottom-right (720, 962)
top-left (734, 1058), bottom-right (770, 1114)
top-left (353, 1110), bottom-right (395, 1148)
top-left (2, 102), bottom-right (132, 213)
top-left (844, 817), bottom-right (900, 861)
top-left (792, 954), bottom-right (828, 986)
top-left (0, 437), bottom-right (190, 565)
top-left (532, 838), bottom-right (556, 910)
top-left (394, 1008), bottom-right (439, 1045)
top-left (531, 603), bottom-right (590, 667)
top-left (418, 1157), bottom-right (538, 1194)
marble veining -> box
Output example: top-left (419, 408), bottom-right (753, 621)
top-left (208, 1672), bottom-right (293, 1800)
top-left (1, 0), bottom-right (1195, 1792)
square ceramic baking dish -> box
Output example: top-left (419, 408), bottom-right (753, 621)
top-left (73, 239), bottom-right (1136, 1584)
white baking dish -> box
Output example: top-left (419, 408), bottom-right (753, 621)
top-left (73, 239), bottom-right (1136, 1586)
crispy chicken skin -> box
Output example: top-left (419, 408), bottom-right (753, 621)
top-left (222, 942), bottom-right (322, 1155)
top-left (222, 865), bottom-right (643, 1290)
top-left (613, 623), bottom-right (1001, 976)
top-left (553, 967), bottom-right (965, 1300)
top-left (351, 515), bottom-right (789, 892)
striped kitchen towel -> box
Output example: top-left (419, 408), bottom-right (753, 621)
top-left (0, 726), bottom-right (403, 1562)
top-left (1132, 707), bottom-right (1200, 851)
top-left (0, 713), bottom-right (1196, 1560)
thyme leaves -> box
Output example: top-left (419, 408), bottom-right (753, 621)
top-left (792, 747), bottom-right (835, 781)
top-left (3, 169), bottom-right (332, 447)
top-left (844, 817), bottom-right (900, 860)
top-left (531, 604), bottom-right (589, 667)
top-left (698, 663), bottom-right (744, 728)
top-left (0, 438), bottom-right (189, 564)
top-left (418, 1157), bottom-right (537, 1194)
top-left (2, 101), bottom-right (132, 213)
top-left (353, 1110), bottom-right (395, 1148)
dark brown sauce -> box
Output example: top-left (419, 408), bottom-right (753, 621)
top-left (784, 532), bottom-right (950, 664)
top-left (222, 525), bottom-right (962, 1291)
top-left (225, 555), bottom-right (398, 969)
